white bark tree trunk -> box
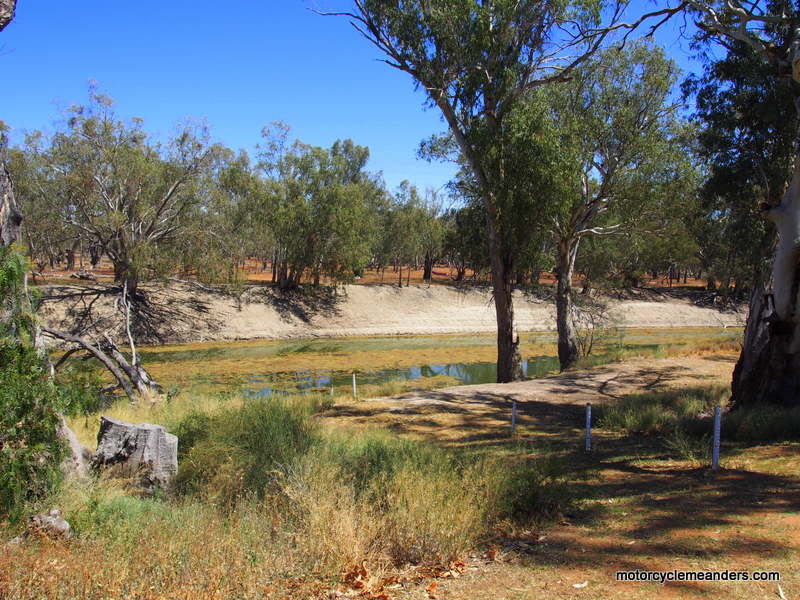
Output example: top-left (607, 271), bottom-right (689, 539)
top-left (732, 158), bottom-right (800, 406)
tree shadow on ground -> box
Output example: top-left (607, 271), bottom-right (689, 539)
top-left (326, 365), bottom-right (799, 595)
top-left (245, 285), bottom-right (344, 324)
top-left (325, 364), bottom-right (718, 449)
top-left (39, 283), bottom-right (222, 345)
top-left (505, 446), bottom-right (800, 594)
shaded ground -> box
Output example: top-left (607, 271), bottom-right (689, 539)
top-left (326, 357), bottom-right (732, 446)
top-left (323, 356), bottom-right (799, 599)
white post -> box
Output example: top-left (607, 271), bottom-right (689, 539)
top-left (511, 399), bottom-right (517, 435)
top-left (585, 403), bottom-right (592, 452)
top-left (352, 373), bottom-right (357, 399)
top-left (712, 406), bottom-right (721, 470)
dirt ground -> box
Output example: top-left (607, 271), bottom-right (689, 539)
top-left (323, 356), bottom-right (799, 600)
top-left (38, 280), bottom-right (746, 345)
top-left (325, 356), bottom-right (733, 445)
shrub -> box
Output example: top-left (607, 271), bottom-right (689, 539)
top-left (0, 343), bottom-right (65, 521)
top-left (664, 429), bottom-right (712, 463)
top-left (173, 395), bottom-right (576, 568)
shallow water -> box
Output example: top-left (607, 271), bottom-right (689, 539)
top-left (138, 327), bottom-right (742, 397)
top-left (241, 355), bottom-right (562, 397)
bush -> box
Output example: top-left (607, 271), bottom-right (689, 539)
top-left (56, 361), bottom-right (110, 416)
top-left (664, 429), bottom-right (712, 463)
top-left (172, 394), bottom-right (576, 568)
top-left (0, 343), bottom-right (65, 521)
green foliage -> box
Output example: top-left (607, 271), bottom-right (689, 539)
top-left (0, 343), bottom-right (65, 521)
top-left (173, 392), bottom-right (576, 547)
top-left (11, 87), bottom-right (218, 295)
top-left (722, 404), bottom-right (800, 442)
top-left (242, 125), bottom-right (386, 288)
top-left (549, 41), bottom-right (699, 285)
top-left (56, 361), bottom-right (109, 416)
top-left (0, 246), bottom-right (37, 344)
top-left (664, 429), bottom-right (712, 463)
top-left (0, 247), bottom-right (65, 521)
top-left (683, 28), bottom-right (799, 294)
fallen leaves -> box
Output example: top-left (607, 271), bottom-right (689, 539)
top-left (334, 558), bottom-right (472, 600)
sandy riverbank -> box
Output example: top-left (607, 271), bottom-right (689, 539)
top-left (39, 281), bottom-right (746, 345)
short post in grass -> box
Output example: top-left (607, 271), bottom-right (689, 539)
top-left (511, 399), bottom-right (517, 435)
top-left (712, 405), bottom-right (721, 470)
top-left (352, 373), bottom-right (357, 399)
top-left (585, 403), bottom-right (592, 452)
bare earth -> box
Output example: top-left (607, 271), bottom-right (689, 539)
top-left (326, 356), bottom-right (734, 446)
top-left (39, 281), bottom-right (746, 344)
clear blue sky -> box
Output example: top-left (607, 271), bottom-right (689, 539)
top-left (0, 1), bottom-right (702, 193)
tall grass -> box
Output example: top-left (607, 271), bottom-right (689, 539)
top-left (1, 392), bottom-right (577, 599)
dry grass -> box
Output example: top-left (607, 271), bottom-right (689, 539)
top-left (4, 393), bottom-right (565, 600)
top-left (5, 354), bottom-right (800, 600)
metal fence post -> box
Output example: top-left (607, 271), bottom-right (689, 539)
top-left (712, 406), bottom-right (721, 470)
top-left (585, 403), bottom-right (592, 452)
top-left (511, 399), bottom-right (517, 435)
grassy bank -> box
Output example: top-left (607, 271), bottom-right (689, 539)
top-left (4, 356), bottom-right (800, 599)
top-left (1, 392), bottom-right (572, 600)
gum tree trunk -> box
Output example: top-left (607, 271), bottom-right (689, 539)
top-left (423, 252), bottom-right (433, 282)
top-left (732, 159), bottom-right (800, 406)
top-left (555, 237), bottom-right (580, 371)
top-left (0, 133), bottom-right (22, 246)
top-left (2, 118), bottom-right (91, 478)
top-left (486, 211), bottom-right (522, 382)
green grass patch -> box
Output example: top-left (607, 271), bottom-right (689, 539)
top-left (722, 404), bottom-right (800, 442)
top-left (597, 385), bottom-right (728, 435)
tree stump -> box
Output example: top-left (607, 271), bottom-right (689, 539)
top-left (93, 417), bottom-right (178, 494)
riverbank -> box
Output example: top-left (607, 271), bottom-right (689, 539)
top-left (39, 281), bottom-right (746, 345)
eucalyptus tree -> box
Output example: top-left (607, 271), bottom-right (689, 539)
top-left (328, 1), bottom-right (671, 381)
top-left (441, 203), bottom-right (490, 281)
top-left (378, 181), bottom-right (426, 286)
top-left (0, 1), bottom-right (18, 244)
top-left (9, 136), bottom-right (82, 272)
top-left (419, 190), bottom-right (446, 282)
top-left (0, 0), bottom-right (15, 32)
top-left (257, 125), bottom-right (383, 288)
top-left (175, 148), bottom-right (264, 285)
top-left (658, 0), bottom-right (800, 406)
top-left (14, 91), bottom-right (218, 299)
top-left (683, 36), bottom-right (795, 299)
top-left (0, 131), bottom-right (21, 248)
top-left (545, 43), bottom-right (698, 369)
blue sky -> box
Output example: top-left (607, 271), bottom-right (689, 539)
top-left (1, 1), bottom-right (702, 193)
